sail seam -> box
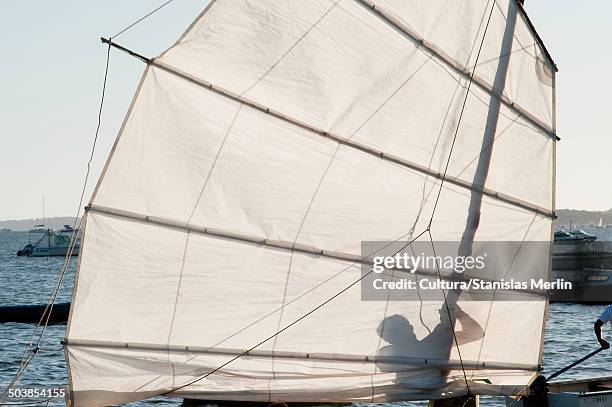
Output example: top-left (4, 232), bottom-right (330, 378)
top-left (353, 0), bottom-right (558, 139)
top-left (149, 60), bottom-right (554, 219)
top-left (63, 339), bottom-right (537, 371)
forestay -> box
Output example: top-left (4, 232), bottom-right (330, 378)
top-left (64, 0), bottom-right (557, 405)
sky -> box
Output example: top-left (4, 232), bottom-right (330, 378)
top-left (0, 0), bottom-right (610, 220)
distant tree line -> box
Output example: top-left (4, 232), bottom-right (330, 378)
top-left (556, 209), bottom-right (612, 228)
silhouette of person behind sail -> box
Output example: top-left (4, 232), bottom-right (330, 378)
top-left (375, 306), bottom-right (484, 392)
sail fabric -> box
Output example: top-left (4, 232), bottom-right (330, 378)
top-left (65, 0), bottom-right (556, 405)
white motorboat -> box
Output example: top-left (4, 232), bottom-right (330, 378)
top-left (507, 375), bottom-right (612, 406)
top-left (17, 230), bottom-right (80, 257)
top-left (570, 229), bottom-right (598, 242)
top-left (27, 226), bottom-right (46, 234)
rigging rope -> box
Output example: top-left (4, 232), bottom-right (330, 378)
top-left (0, 42), bottom-right (112, 405)
top-left (112, 0), bottom-right (179, 39)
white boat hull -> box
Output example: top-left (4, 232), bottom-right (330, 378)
top-left (506, 390), bottom-right (612, 407)
top-left (30, 245), bottom-right (79, 257)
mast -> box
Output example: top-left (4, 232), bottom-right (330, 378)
top-left (432, 3), bottom-right (521, 404)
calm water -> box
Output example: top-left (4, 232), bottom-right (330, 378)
top-left (1, 228), bottom-right (611, 407)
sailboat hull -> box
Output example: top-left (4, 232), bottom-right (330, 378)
top-left (506, 390), bottom-right (612, 406)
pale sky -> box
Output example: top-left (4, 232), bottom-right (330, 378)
top-left (0, 0), bottom-right (610, 220)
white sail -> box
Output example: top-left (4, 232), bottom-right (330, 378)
top-left (64, 0), bottom-right (556, 405)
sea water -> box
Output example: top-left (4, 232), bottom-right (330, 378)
top-left (1, 228), bottom-right (611, 407)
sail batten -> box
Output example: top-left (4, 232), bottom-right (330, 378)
top-left (64, 339), bottom-right (538, 371)
top-left (87, 204), bottom-right (364, 263)
top-left (85, 204), bottom-right (550, 300)
top-left (66, 0), bottom-right (556, 405)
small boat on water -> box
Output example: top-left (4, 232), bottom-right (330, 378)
top-left (570, 229), bottom-right (598, 242)
top-left (59, 224), bottom-right (78, 233)
top-left (507, 375), bottom-right (612, 406)
top-left (0, 227), bottom-right (11, 233)
top-left (554, 230), bottom-right (598, 244)
top-left (16, 229), bottom-right (80, 257)
top-left (551, 228), bottom-right (612, 302)
top-left (28, 226), bottom-right (46, 234)
top-left (555, 230), bottom-right (582, 243)
top-left (508, 389), bottom-right (612, 406)
top-left (28, 197), bottom-right (48, 234)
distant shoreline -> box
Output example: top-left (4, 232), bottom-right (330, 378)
top-left (1, 208), bottom-right (610, 231)
top-left (0, 217), bottom-right (80, 232)
top-left (556, 208), bottom-right (612, 228)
